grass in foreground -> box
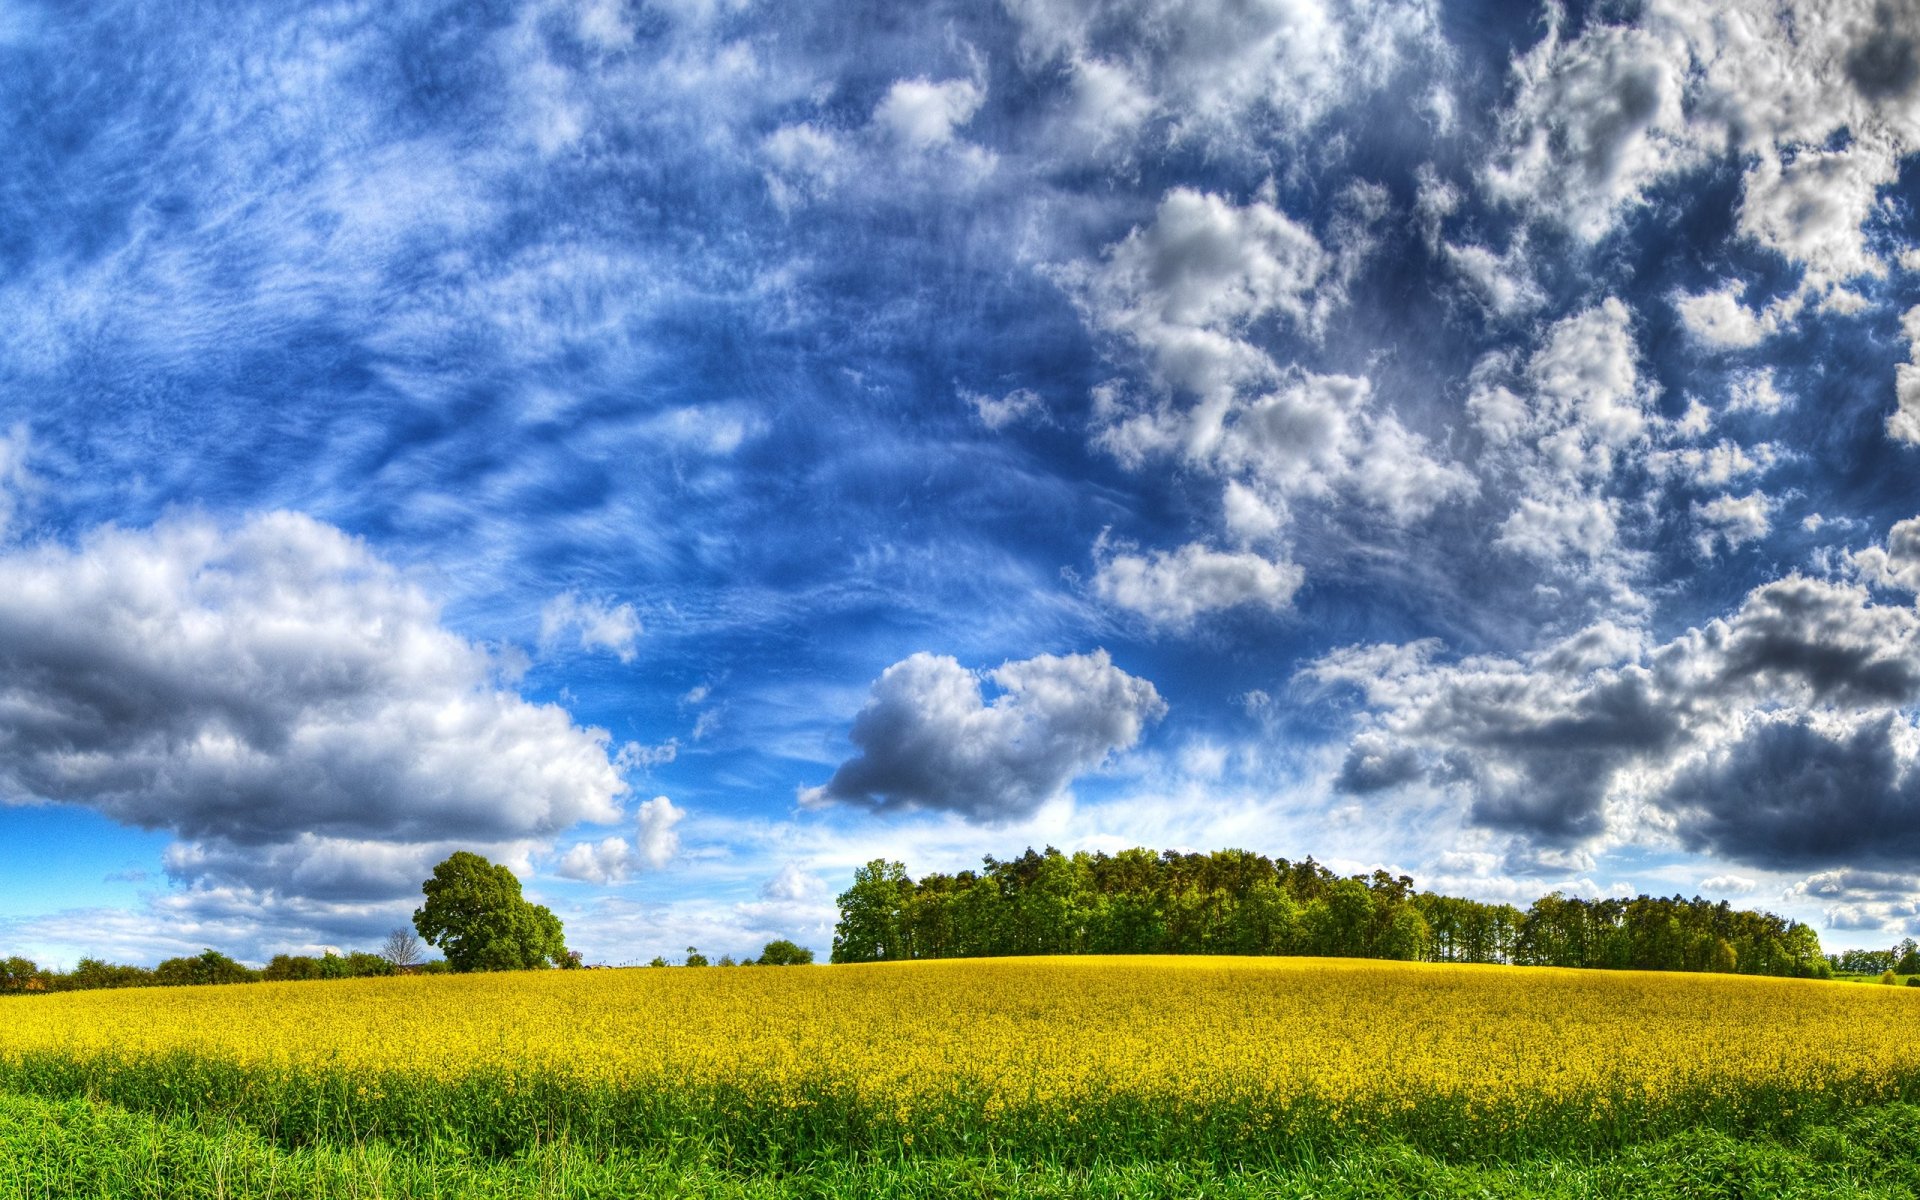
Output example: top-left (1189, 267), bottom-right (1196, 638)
top-left (9, 1091), bottom-right (1920, 1199)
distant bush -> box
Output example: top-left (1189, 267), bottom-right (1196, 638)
top-left (155, 950), bottom-right (259, 987)
top-left (757, 939), bottom-right (815, 966)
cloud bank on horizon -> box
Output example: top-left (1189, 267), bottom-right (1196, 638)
top-left (3, 0), bottom-right (1920, 963)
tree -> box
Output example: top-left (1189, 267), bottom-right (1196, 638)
top-left (684, 945), bottom-right (709, 967)
top-left (412, 852), bottom-right (568, 972)
top-left (757, 939), bottom-right (815, 966)
top-left (1895, 938), bottom-right (1920, 976)
top-left (832, 859), bottom-right (909, 963)
top-left (381, 928), bottom-right (425, 969)
top-left (1, 956), bottom-right (44, 993)
top-left (155, 949), bottom-right (258, 987)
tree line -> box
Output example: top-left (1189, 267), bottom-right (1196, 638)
top-left (831, 847), bottom-right (1831, 978)
top-left (1, 852), bottom-right (817, 996)
top-left (1830, 939), bottom-right (1920, 977)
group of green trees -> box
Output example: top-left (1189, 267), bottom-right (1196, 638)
top-left (0, 946), bottom-right (423, 994)
top-left (2, 852), bottom-right (819, 996)
top-left (831, 847), bottom-right (1830, 979)
top-left (1830, 939), bottom-right (1920, 977)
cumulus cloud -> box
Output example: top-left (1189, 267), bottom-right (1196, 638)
top-left (1067, 188), bottom-right (1470, 626)
top-left (556, 796), bottom-right (684, 883)
top-left (540, 591), bottom-right (641, 662)
top-left (806, 649), bottom-right (1166, 820)
top-left (0, 512), bottom-right (628, 897)
top-left (873, 77), bottom-right (986, 149)
top-left (1693, 491), bottom-right (1774, 555)
top-left (1487, 0), bottom-right (1920, 317)
top-left (1003, 0), bottom-right (1441, 157)
top-left (1888, 306), bottom-right (1920, 445)
top-left (1470, 298), bottom-right (1656, 606)
top-left (1093, 540), bottom-right (1304, 626)
top-left (1855, 516), bottom-right (1920, 593)
top-left (1483, 14), bottom-right (1697, 241)
top-left (1673, 283), bottom-right (1782, 350)
top-left (1306, 538), bottom-right (1920, 866)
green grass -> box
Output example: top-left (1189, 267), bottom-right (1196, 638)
top-left (8, 1049), bottom-right (1920, 1172)
top-left (8, 1091), bottom-right (1920, 1199)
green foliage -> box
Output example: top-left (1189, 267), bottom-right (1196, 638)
top-left (832, 860), bottom-right (910, 963)
top-left (757, 939), bottom-right (815, 966)
top-left (1881, 969), bottom-right (1900, 985)
top-left (412, 852), bottom-right (569, 972)
top-left (684, 947), bottom-right (709, 967)
top-left (829, 846), bottom-right (1823, 979)
top-left (1895, 938), bottom-right (1920, 976)
top-left (13, 1089), bottom-right (1920, 1199)
top-left (262, 951), bottom-right (395, 983)
top-left (1, 956), bottom-right (46, 993)
top-left (153, 950), bottom-right (259, 987)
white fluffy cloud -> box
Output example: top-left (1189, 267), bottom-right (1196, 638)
top-left (1092, 541), bottom-right (1304, 625)
top-left (873, 77), bottom-right (986, 149)
top-left (806, 649), bottom-right (1166, 820)
top-left (1888, 305), bottom-right (1920, 445)
top-left (540, 591), bottom-right (641, 662)
top-left (1068, 188), bottom-right (1470, 626)
top-left (0, 512), bottom-right (629, 897)
top-left (1470, 298), bottom-right (1656, 605)
top-left (1484, 15), bottom-right (1698, 242)
top-left (1004, 0), bottom-right (1440, 156)
top-left (556, 796), bottom-right (685, 884)
top-left (1488, 0), bottom-right (1920, 316)
top-left (1693, 491), bottom-right (1775, 555)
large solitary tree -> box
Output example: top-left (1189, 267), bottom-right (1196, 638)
top-left (412, 852), bottom-right (568, 972)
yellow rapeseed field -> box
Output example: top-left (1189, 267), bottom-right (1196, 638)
top-left (4, 956), bottom-right (1918, 1126)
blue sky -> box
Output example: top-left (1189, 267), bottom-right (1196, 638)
top-left (4, 0), bottom-right (1920, 965)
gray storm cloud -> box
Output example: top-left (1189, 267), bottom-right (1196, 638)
top-left (0, 511), bottom-right (629, 898)
top-left (809, 649), bottom-right (1166, 820)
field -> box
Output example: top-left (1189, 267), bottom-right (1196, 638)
top-left (4, 956), bottom-right (1920, 1197)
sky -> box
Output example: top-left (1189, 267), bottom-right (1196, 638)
top-left (3, 0), bottom-right (1920, 966)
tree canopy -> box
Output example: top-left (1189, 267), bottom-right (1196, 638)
top-left (831, 846), bottom-right (1828, 980)
top-left (412, 851), bottom-right (568, 972)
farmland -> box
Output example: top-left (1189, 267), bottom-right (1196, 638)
top-left (4, 956), bottom-right (1920, 1196)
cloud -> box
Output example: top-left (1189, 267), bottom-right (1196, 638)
top-left (873, 77), bottom-right (986, 149)
top-left (1855, 516), bottom-right (1920, 593)
top-left (540, 591), bottom-right (641, 663)
top-left (1071, 187), bottom-right (1336, 403)
top-left (1693, 491), bottom-right (1774, 555)
top-left (1003, 0), bottom-right (1441, 157)
top-left (0, 512), bottom-right (628, 896)
top-left (1888, 306), bottom-right (1920, 445)
top-left (1471, 298), bottom-right (1656, 606)
top-left (1673, 283), bottom-right (1780, 350)
top-left (1092, 540), bottom-right (1303, 626)
top-left (1483, 14), bottom-right (1696, 242)
top-left (1306, 538), bottom-right (1920, 864)
top-left (555, 796), bottom-right (685, 884)
top-left (807, 649), bottom-right (1166, 820)
top-left (1066, 188), bottom-right (1469, 625)
top-left (963, 387), bottom-right (1046, 431)
top-left (1486, 0), bottom-right (1920, 317)
top-left (1665, 714), bottom-right (1920, 870)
